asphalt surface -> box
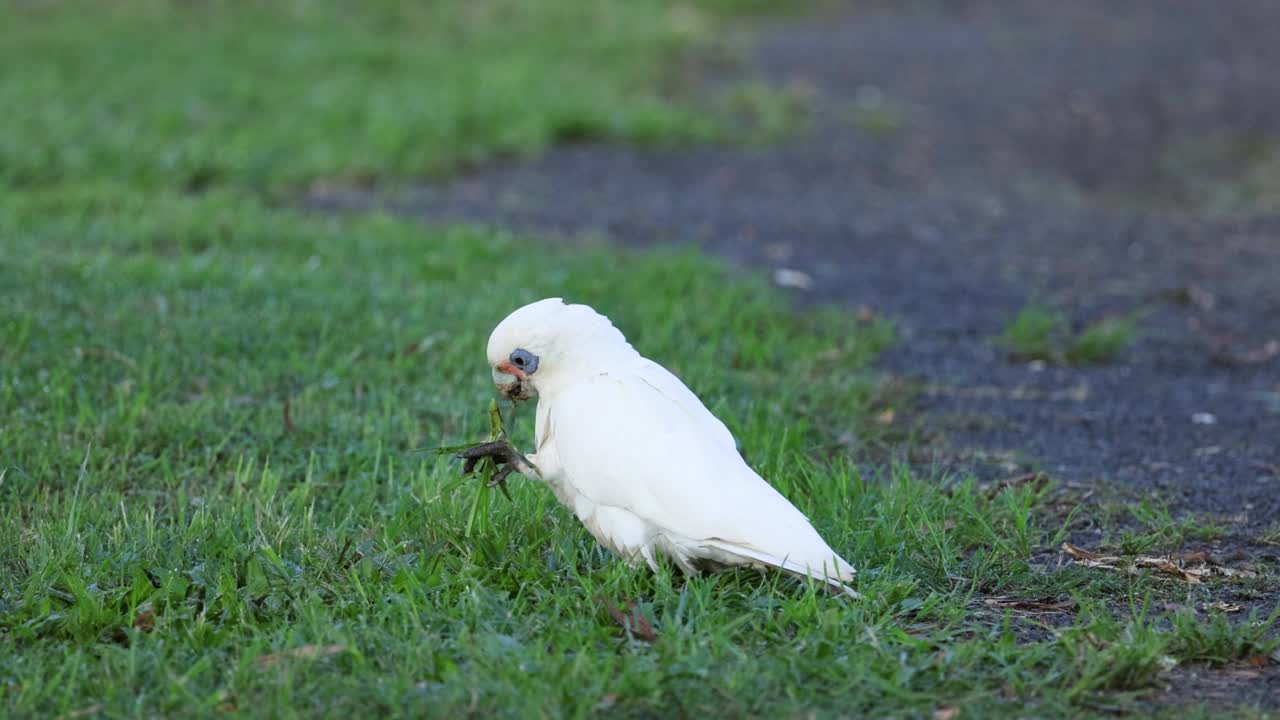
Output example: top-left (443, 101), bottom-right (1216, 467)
top-left (306, 0), bottom-right (1280, 530)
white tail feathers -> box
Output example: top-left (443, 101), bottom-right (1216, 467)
top-left (704, 540), bottom-right (860, 599)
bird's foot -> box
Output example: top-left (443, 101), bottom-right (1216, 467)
top-left (456, 440), bottom-right (537, 488)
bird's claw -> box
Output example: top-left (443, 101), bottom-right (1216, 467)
top-left (487, 464), bottom-right (517, 488)
top-left (457, 440), bottom-right (516, 473)
top-left (455, 440), bottom-right (535, 494)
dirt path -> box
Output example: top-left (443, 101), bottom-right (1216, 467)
top-left (307, 0), bottom-right (1280, 533)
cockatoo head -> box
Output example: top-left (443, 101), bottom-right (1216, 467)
top-left (486, 298), bottom-right (636, 401)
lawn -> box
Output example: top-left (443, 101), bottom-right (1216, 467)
top-left (1, 2), bottom-right (1276, 718)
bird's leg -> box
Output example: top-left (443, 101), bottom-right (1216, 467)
top-left (456, 440), bottom-right (539, 487)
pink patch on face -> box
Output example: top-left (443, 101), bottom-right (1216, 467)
top-left (496, 360), bottom-right (527, 380)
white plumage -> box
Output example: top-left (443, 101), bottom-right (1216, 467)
top-left (482, 298), bottom-right (857, 596)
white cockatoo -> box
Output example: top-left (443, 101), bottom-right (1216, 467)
top-left (458, 298), bottom-right (857, 596)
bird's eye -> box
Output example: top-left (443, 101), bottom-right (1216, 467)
top-left (509, 348), bottom-right (538, 374)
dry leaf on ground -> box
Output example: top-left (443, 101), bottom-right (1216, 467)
top-left (133, 606), bottom-right (155, 633)
top-left (983, 471), bottom-right (1050, 498)
top-left (55, 706), bottom-right (103, 720)
top-left (255, 644), bottom-right (346, 666)
top-left (773, 268), bottom-right (814, 291)
top-left (934, 706), bottom-right (960, 720)
top-left (594, 596), bottom-right (658, 642)
top-left (1060, 543), bottom-right (1257, 583)
top-left (982, 596), bottom-right (1077, 614)
top-left (1061, 542), bottom-right (1104, 562)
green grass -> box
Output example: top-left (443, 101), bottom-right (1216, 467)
top-left (0, 0), bottom-right (737, 195)
top-left (1261, 524), bottom-right (1280, 547)
top-left (717, 80), bottom-right (814, 144)
top-left (1000, 303), bottom-right (1140, 365)
top-left (1105, 500), bottom-right (1229, 555)
top-left (845, 88), bottom-right (911, 141)
top-left (2, 2), bottom-right (1278, 717)
top-left (2, 196), bottom-right (1275, 719)
top-left (1064, 315), bottom-right (1141, 365)
top-left (1000, 304), bottom-right (1065, 362)
top-left (0, 190), bottom-right (909, 717)
top-left (1168, 610), bottom-right (1280, 666)
top-left (1162, 133), bottom-right (1280, 216)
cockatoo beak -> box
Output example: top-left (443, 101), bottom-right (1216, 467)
top-left (493, 361), bottom-right (535, 401)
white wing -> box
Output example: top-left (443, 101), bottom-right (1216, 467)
top-left (632, 359), bottom-right (739, 455)
top-left (548, 367), bottom-right (855, 587)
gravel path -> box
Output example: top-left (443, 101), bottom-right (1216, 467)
top-left (306, 0), bottom-right (1280, 531)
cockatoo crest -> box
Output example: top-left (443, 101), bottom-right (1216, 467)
top-left (486, 298), bottom-right (639, 398)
